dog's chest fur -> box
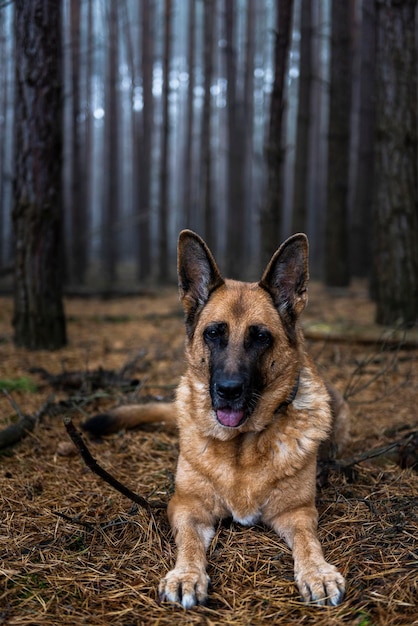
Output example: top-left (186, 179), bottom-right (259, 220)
top-left (176, 403), bottom-right (323, 525)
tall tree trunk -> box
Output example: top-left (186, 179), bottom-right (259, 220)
top-left (224, 0), bottom-right (246, 278)
top-left (69, 0), bottom-right (87, 285)
top-left (325, 1), bottom-right (352, 287)
top-left (182, 0), bottom-right (196, 228)
top-left (138, 0), bottom-right (154, 281)
top-left (84, 0), bottom-right (94, 274)
top-left (0, 9), bottom-right (7, 264)
top-left (201, 0), bottom-right (215, 250)
top-left (351, 0), bottom-right (375, 278)
top-left (373, 0), bottom-right (418, 326)
top-left (158, 0), bottom-right (172, 282)
top-left (13, 0), bottom-right (66, 349)
top-left (291, 0), bottom-right (312, 234)
top-left (102, 0), bottom-right (120, 287)
top-left (261, 0), bottom-right (294, 265)
top-left (243, 0), bottom-right (256, 269)
top-left (121, 0), bottom-right (142, 273)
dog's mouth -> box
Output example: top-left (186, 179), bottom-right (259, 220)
top-left (215, 408), bottom-right (246, 428)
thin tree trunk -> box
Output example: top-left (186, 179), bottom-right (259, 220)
top-left (13, 0), bottom-right (66, 349)
top-left (138, 0), bottom-right (154, 280)
top-left (183, 0), bottom-right (196, 228)
top-left (0, 9), bottom-right (7, 264)
top-left (291, 0), bottom-right (312, 234)
top-left (158, 0), bottom-right (172, 282)
top-left (351, 0), bottom-right (375, 277)
top-left (373, 0), bottom-right (418, 326)
top-left (261, 0), bottom-right (294, 265)
top-left (224, 0), bottom-right (246, 278)
top-left (243, 0), bottom-right (256, 269)
top-left (201, 0), bottom-right (215, 250)
top-left (84, 0), bottom-right (94, 275)
top-left (70, 0), bottom-right (87, 285)
top-left (121, 0), bottom-right (142, 274)
top-left (102, 0), bottom-right (119, 287)
top-left (325, 0), bottom-right (352, 287)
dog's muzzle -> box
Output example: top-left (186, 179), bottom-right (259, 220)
top-left (212, 373), bottom-right (249, 428)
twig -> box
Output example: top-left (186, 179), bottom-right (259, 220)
top-left (63, 417), bottom-right (166, 512)
top-left (51, 510), bottom-right (95, 531)
top-left (334, 433), bottom-right (416, 470)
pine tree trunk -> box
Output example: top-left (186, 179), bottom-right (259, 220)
top-left (183, 0), bottom-right (196, 228)
top-left (224, 0), bottom-right (246, 278)
top-left (201, 0), bottom-right (215, 250)
top-left (138, 0), bottom-right (154, 280)
top-left (291, 0), bottom-right (312, 234)
top-left (351, 0), bottom-right (375, 277)
top-left (373, 0), bottom-right (418, 326)
top-left (158, 0), bottom-right (172, 282)
top-left (13, 0), bottom-right (66, 349)
top-left (242, 0), bottom-right (256, 268)
top-left (69, 0), bottom-right (87, 285)
top-left (325, 0), bottom-right (352, 287)
top-left (261, 0), bottom-right (294, 265)
top-left (102, 0), bottom-right (120, 287)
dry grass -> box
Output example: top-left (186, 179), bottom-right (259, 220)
top-left (1, 285), bottom-right (417, 625)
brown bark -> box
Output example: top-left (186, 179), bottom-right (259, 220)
top-left (325, 0), bottom-right (352, 287)
top-left (183, 0), bottom-right (196, 228)
top-left (13, 0), bottom-right (67, 349)
top-left (291, 0), bottom-right (312, 235)
top-left (261, 0), bottom-right (294, 266)
top-left (102, 0), bottom-right (120, 286)
top-left (373, 0), bottom-right (418, 326)
top-left (138, 0), bottom-right (154, 280)
top-left (224, 0), bottom-right (246, 278)
top-left (242, 0), bottom-right (256, 267)
top-left (351, 0), bottom-right (376, 277)
top-left (69, 0), bottom-right (87, 285)
top-left (201, 0), bottom-right (215, 251)
top-left (158, 0), bottom-right (172, 282)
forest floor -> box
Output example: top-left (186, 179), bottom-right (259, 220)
top-left (0, 282), bottom-right (417, 626)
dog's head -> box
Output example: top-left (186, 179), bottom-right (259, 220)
top-left (178, 230), bottom-right (309, 434)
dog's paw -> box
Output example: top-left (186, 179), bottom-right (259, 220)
top-left (158, 567), bottom-right (210, 609)
top-left (296, 562), bottom-right (345, 606)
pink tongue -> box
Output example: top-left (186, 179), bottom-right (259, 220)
top-left (216, 409), bottom-right (244, 428)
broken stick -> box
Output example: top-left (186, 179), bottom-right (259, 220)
top-left (63, 417), bottom-right (166, 512)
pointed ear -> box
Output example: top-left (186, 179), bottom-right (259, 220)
top-left (178, 230), bottom-right (225, 336)
top-left (259, 233), bottom-right (309, 324)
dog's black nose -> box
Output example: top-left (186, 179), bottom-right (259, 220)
top-left (216, 379), bottom-right (244, 401)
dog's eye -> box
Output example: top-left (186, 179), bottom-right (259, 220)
top-left (250, 326), bottom-right (272, 346)
top-left (204, 324), bottom-right (226, 341)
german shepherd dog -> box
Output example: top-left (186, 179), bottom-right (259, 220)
top-left (84, 230), bottom-right (348, 608)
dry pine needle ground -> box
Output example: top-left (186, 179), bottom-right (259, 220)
top-left (0, 284), bottom-right (417, 626)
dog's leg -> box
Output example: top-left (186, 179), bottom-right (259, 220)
top-left (159, 497), bottom-right (215, 609)
top-left (272, 506), bottom-right (345, 606)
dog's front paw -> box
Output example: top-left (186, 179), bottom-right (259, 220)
top-left (158, 567), bottom-right (210, 609)
top-left (296, 562), bottom-right (345, 606)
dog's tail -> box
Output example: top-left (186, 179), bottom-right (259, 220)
top-left (82, 402), bottom-right (176, 436)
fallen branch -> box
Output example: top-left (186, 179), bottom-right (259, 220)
top-left (332, 431), bottom-right (417, 471)
top-left (63, 417), bottom-right (166, 513)
top-left (303, 321), bottom-right (418, 348)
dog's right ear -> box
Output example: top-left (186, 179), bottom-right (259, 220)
top-left (178, 230), bottom-right (225, 337)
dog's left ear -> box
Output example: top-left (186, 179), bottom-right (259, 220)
top-left (178, 230), bottom-right (225, 336)
top-left (259, 233), bottom-right (309, 322)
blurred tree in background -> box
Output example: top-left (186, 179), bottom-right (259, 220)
top-left (12, 0), bottom-right (67, 349)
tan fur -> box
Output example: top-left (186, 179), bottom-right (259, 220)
top-left (83, 230), bottom-right (347, 608)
